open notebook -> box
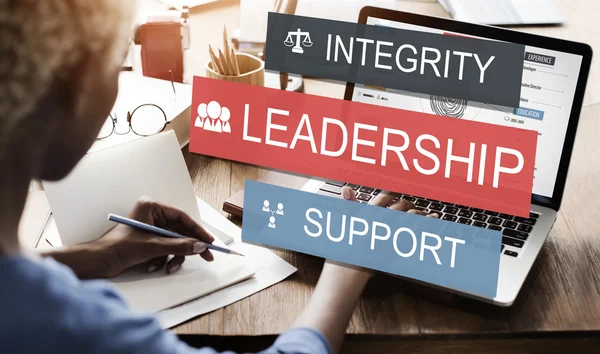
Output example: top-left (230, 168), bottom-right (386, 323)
top-left (43, 131), bottom-right (253, 312)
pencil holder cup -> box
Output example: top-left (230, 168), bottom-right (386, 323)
top-left (206, 52), bottom-right (264, 86)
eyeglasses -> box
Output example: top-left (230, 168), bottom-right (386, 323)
top-left (97, 103), bottom-right (170, 140)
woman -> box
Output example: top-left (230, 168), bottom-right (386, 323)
top-left (0, 1), bottom-right (429, 353)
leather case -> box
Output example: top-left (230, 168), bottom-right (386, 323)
top-left (223, 171), bottom-right (309, 218)
top-left (139, 22), bottom-right (184, 83)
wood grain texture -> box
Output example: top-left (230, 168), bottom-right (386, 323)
top-left (176, 106), bottom-right (600, 338)
top-left (206, 53), bottom-right (265, 86)
top-left (149, 0), bottom-right (600, 346)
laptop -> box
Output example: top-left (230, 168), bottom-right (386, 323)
top-left (298, 7), bottom-right (592, 306)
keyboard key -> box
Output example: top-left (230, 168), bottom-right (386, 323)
top-left (488, 225), bottom-right (502, 231)
top-left (429, 203), bottom-right (444, 211)
top-left (457, 218), bottom-right (472, 225)
top-left (502, 236), bottom-right (524, 248)
top-left (455, 204), bottom-right (469, 209)
top-left (443, 206), bottom-right (459, 214)
top-left (488, 217), bottom-right (502, 225)
top-left (499, 213), bottom-right (513, 220)
top-left (473, 221), bottom-right (487, 228)
top-left (415, 199), bottom-right (430, 208)
top-left (359, 186), bottom-right (374, 194)
top-left (458, 209), bottom-right (473, 218)
top-left (470, 207), bottom-right (484, 213)
top-left (357, 193), bottom-right (372, 202)
top-left (403, 196), bottom-right (416, 202)
top-left (473, 213), bottom-right (488, 222)
top-left (503, 228), bottom-right (529, 240)
top-left (518, 224), bottom-right (533, 233)
top-left (347, 184), bottom-right (360, 191)
top-left (373, 189), bottom-right (381, 195)
top-left (530, 212), bottom-right (540, 219)
top-left (484, 210), bottom-right (499, 216)
top-left (319, 184), bottom-right (342, 195)
top-left (504, 250), bottom-right (518, 257)
top-left (325, 180), bottom-right (345, 187)
top-left (442, 214), bottom-right (458, 222)
top-left (514, 216), bottom-right (537, 226)
top-left (503, 220), bottom-right (518, 229)
top-left (441, 201), bottom-right (455, 206)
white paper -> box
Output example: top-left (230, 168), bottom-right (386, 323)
top-left (43, 131), bottom-right (199, 246)
top-left (197, 197), bottom-right (235, 245)
top-left (157, 197), bottom-right (297, 328)
top-left (40, 194), bottom-right (296, 326)
top-left (41, 133), bottom-right (257, 313)
top-left (158, 241), bottom-right (296, 328)
top-left (295, 0), bottom-right (395, 23)
top-left (112, 246), bottom-right (254, 313)
top-left (39, 213), bottom-right (256, 313)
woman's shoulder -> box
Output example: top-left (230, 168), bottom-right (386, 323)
top-left (0, 255), bottom-right (131, 352)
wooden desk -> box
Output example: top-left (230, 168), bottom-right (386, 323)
top-left (172, 1), bottom-right (600, 352)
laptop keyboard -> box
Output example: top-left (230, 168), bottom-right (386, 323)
top-left (317, 180), bottom-right (540, 257)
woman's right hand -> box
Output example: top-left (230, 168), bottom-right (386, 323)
top-left (341, 186), bottom-right (440, 218)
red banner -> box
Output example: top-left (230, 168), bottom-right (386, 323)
top-left (190, 77), bottom-right (537, 217)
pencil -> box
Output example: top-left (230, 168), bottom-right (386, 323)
top-left (209, 45), bottom-right (225, 75)
top-left (223, 25), bottom-right (236, 77)
top-left (218, 48), bottom-right (231, 75)
top-left (231, 48), bottom-right (240, 76)
top-left (169, 70), bottom-right (176, 94)
top-left (108, 213), bottom-right (245, 256)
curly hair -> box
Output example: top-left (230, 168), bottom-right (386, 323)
top-left (0, 0), bottom-right (134, 155)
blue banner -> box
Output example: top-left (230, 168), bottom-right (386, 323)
top-left (242, 180), bottom-right (501, 298)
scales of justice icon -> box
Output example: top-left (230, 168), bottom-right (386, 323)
top-left (284, 28), bottom-right (313, 54)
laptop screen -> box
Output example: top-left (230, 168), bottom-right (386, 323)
top-left (351, 17), bottom-right (584, 200)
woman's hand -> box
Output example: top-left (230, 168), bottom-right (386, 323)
top-left (342, 186), bottom-right (440, 218)
top-left (44, 197), bottom-right (215, 279)
top-left (335, 186), bottom-right (440, 279)
top-left (294, 187), bottom-right (440, 354)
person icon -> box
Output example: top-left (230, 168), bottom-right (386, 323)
top-left (262, 200), bottom-right (270, 212)
top-left (207, 101), bottom-right (222, 133)
top-left (202, 114), bottom-right (213, 131)
top-left (195, 103), bottom-right (208, 128)
top-left (268, 216), bottom-right (276, 228)
top-left (276, 203), bottom-right (284, 215)
top-left (220, 107), bottom-right (231, 133)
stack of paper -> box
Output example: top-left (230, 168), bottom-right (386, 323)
top-left (42, 131), bottom-right (296, 324)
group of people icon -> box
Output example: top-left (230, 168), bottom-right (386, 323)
top-left (195, 101), bottom-right (231, 133)
top-left (262, 200), bottom-right (284, 229)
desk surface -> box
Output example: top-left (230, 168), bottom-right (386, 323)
top-left (167, 0), bottom-right (600, 344)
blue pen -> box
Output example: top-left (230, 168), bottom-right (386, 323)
top-left (108, 213), bottom-right (245, 256)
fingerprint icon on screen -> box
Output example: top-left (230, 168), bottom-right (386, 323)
top-left (429, 95), bottom-right (468, 118)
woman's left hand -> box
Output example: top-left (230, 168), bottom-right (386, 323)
top-left (45, 197), bottom-right (215, 279)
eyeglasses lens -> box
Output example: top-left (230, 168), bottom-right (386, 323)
top-left (130, 105), bottom-right (167, 136)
